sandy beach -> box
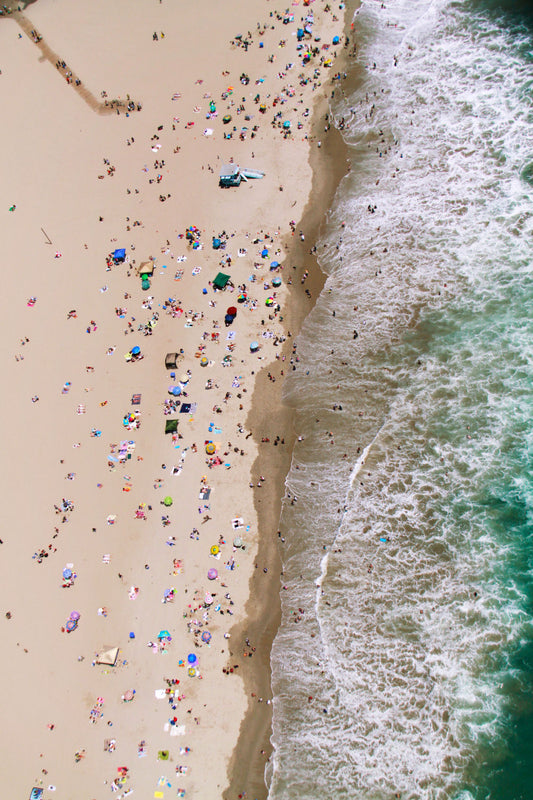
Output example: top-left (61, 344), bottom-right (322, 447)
top-left (0, 1), bottom-right (352, 797)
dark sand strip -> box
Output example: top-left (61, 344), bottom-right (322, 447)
top-left (224, 77), bottom-right (353, 800)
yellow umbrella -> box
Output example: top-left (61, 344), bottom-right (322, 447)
top-left (210, 545), bottom-right (219, 556)
top-left (205, 443), bottom-right (215, 455)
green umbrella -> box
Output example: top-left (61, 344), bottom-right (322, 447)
top-left (163, 496), bottom-right (173, 507)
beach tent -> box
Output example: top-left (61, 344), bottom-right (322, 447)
top-left (96, 647), bottom-right (119, 666)
top-left (139, 262), bottom-right (154, 276)
top-left (112, 248), bottom-right (126, 262)
top-left (213, 272), bottom-right (231, 290)
top-left (165, 352), bottom-right (179, 369)
top-left (219, 164), bottom-right (241, 187)
top-left (165, 419), bottom-right (179, 434)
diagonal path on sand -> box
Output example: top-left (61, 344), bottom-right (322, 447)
top-left (12, 10), bottom-right (141, 115)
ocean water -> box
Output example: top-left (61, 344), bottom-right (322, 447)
top-left (268, 1), bottom-right (533, 799)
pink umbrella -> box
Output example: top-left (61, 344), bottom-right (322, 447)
top-left (70, 610), bottom-right (81, 621)
top-left (207, 568), bottom-right (218, 580)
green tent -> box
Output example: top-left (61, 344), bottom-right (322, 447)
top-left (165, 419), bottom-right (178, 434)
top-left (213, 272), bottom-right (230, 290)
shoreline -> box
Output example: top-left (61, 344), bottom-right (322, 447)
top-left (225, 10), bottom-right (357, 798)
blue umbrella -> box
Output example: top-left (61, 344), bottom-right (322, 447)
top-left (261, 248), bottom-right (269, 257)
top-left (333, 35), bottom-right (340, 44)
top-left (187, 653), bottom-right (197, 664)
top-left (270, 261), bottom-right (279, 269)
top-left (62, 567), bottom-right (73, 580)
top-left (131, 346), bottom-right (141, 356)
top-left (250, 341), bottom-right (259, 351)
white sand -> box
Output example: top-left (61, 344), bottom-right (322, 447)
top-left (0, 0), bottom-right (346, 796)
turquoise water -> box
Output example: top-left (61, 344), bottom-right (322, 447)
top-left (268, 1), bottom-right (533, 798)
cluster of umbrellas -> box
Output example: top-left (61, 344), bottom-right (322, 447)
top-left (224, 305), bottom-right (237, 327)
top-left (65, 610), bottom-right (80, 632)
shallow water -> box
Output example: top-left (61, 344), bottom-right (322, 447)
top-left (268, 1), bottom-right (533, 798)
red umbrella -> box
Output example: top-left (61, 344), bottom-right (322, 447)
top-left (226, 306), bottom-right (237, 317)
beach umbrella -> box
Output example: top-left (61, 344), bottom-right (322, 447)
top-left (222, 114), bottom-right (232, 124)
top-left (212, 237), bottom-right (221, 249)
top-left (201, 631), bottom-right (212, 643)
top-left (210, 545), bottom-right (220, 556)
top-left (163, 496), bottom-right (173, 507)
top-left (200, 357), bottom-right (208, 366)
top-left (131, 346), bottom-right (141, 356)
top-left (70, 610), bottom-right (81, 621)
top-left (250, 341), bottom-right (259, 352)
top-left (333, 35), bottom-right (340, 44)
top-left (62, 567), bottom-right (73, 580)
top-left (207, 568), bottom-right (218, 580)
top-left (261, 248), bottom-right (269, 257)
top-left (237, 293), bottom-right (247, 303)
top-left (123, 689), bottom-right (135, 702)
top-left (205, 443), bottom-right (216, 455)
top-left (283, 120), bottom-right (291, 129)
top-left (180, 374), bottom-right (189, 384)
top-left (187, 653), bottom-right (197, 664)
top-left (272, 276), bottom-right (282, 287)
top-left (227, 306), bottom-right (237, 316)
top-left (158, 630), bottom-right (171, 640)
top-left (233, 536), bottom-right (243, 548)
top-left (188, 667), bottom-right (197, 677)
top-left (65, 619), bottom-right (78, 633)
top-left (266, 297), bottom-right (274, 306)
top-left (142, 278), bottom-right (150, 291)
top-left (204, 592), bottom-right (214, 605)
top-left (270, 261), bottom-right (279, 269)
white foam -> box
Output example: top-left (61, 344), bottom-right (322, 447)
top-left (269, 0), bottom-right (533, 796)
